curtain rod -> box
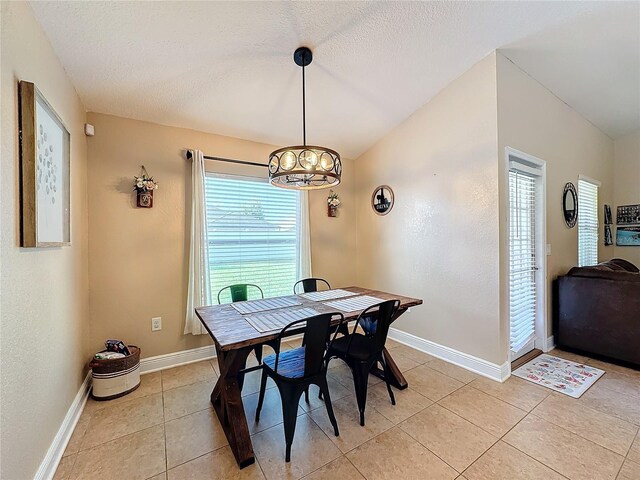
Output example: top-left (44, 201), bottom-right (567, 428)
top-left (186, 150), bottom-right (267, 168)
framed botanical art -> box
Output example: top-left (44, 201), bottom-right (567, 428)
top-left (19, 81), bottom-right (71, 247)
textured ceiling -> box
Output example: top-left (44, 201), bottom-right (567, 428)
top-left (501, 2), bottom-right (640, 139)
top-left (30, 1), bottom-right (626, 158)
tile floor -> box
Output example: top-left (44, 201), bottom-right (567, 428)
top-left (55, 341), bottom-right (640, 480)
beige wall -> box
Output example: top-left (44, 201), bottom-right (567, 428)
top-left (613, 130), bottom-right (640, 266)
top-left (0, 2), bottom-right (90, 479)
top-left (496, 53), bottom-right (615, 357)
top-left (86, 113), bottom-right (356, 358)
top-left (354, 54), bottom-right (503, 365)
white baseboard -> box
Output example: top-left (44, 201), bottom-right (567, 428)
top-left (34, 371), bottom-right (92, 480)
top-left (140, 345), bottom-right (217, 374)
top-left (138, 334), bottom-right (309, 375)
top-left (37, 344), bottom-right (223, 479)
top-left (388, 328), bottom-right (511, 382)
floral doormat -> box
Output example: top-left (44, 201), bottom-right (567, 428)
top-left (513, 354), bottom-right (604, 398)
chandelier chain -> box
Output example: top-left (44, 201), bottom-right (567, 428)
top-left (302, 61), bottom-right (306, 146)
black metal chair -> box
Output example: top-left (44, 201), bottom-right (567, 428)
top-left (217, 283), bottom-right (264, 304)
top-left (217, 283), bottom-right (271, 364)
top-left (293, 277), bottom-right (331, 294)
top-left (255, 312), bottom-right (344, 462)
top-left (327, 299), bottom-right (400, 426)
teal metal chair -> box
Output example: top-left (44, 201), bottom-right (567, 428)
top-left (217, 283), bottom-right (270, 365)
top-left (217, 283), bottom-right (264, 304)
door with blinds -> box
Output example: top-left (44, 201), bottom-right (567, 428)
top-left (509, 159), bottom-right (543, 361)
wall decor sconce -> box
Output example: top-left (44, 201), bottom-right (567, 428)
top-left (327, 190), bottom-right (341, 217)
top-left (134, 165), bottom-right (158, 208)
top-left (372, 185), bottom-right (394, 215)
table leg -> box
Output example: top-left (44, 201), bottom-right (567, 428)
top-left (369, 307), bottom-right (410, 390)
top-left (370, 347), bottom-right (408, 390)
top-left (211, 345), bottom-right (255, 468)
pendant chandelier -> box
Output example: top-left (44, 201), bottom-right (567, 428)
top-left (268, 47), bottom-right (342, 190)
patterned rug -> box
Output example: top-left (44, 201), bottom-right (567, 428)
top-left (513, 354), bottom-right (605, 398)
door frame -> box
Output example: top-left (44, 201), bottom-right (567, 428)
top-left (504, 147), bottom-right (549, 360)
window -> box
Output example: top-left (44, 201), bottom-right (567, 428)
top-left (204, 174), bottom-right (301, 300)
top-left (577, 177), bottom-right (599, 267)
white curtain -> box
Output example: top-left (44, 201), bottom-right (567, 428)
top-left (184, 149), bottom-right (211, 335)
top-left (297, 190), bottom-right (312, 280)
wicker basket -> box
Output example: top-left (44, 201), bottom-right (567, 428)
top-left (89, 345), bottom-right (141, 400)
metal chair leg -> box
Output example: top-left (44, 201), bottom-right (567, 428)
top-left (319, 377), bottom-right (339, 436)
top-left (278, 384), bottom-right (305, 462)
top-left (351, 361), bottom-right (371, 426)
top-left (254, 345), bottom-right (263, 364)
top-left (255, 369), bottom-right (268, 422)
top-left (380, 355), bottom-right (396, 405)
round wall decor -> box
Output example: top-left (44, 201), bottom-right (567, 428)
top-left (563, 182), bottom-right (578, 228)
top-left (371, 185), bottom-right (394, 215)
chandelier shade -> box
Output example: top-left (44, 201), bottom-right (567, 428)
top-left (268, 145), bottom-right (341, 189)
top-left (269, 47), bottom-right (341, 190)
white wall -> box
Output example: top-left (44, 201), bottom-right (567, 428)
top-left (496, 53), bottom-right (615, 358)
top-left (354, 53), bottom-right (503, 365)
top-left (613, 130), bottom-right (640, 266)
top-left (0, 2), bottom-right (90, 479)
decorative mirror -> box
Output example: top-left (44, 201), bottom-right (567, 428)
top-left (563, 182), bottom-right (578, 228)
top-left (372, 185), bottom-right (394, 215)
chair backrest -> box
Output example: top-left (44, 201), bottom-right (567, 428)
top-left (274, 312), bottom-right (344, 378)
top-left (348, 299), bottom-right (400, 355)
top-left (293, 277), bottom-right (331, 294)
top-left (217, 284), bottom-right (264, 304)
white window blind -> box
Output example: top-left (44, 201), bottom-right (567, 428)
top-left (509, 169), bottom-right (537, 354)
top-left (578, 179), bottom-right (599, 267)
top-left (204, 174), bottom-right (300, 300)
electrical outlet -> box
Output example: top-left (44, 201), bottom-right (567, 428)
top-left (151, 317), bottom-right (162, 331)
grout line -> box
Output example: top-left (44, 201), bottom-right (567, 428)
top-left (81, 345), bottom-right (636, 478)
top-left (625, 431), bottom-right (640, 459)
top-left (613, 458), bottom-right (626, 480)
top-left (165, 444), bottom-right (231, 473)
top-left (527, 403), bottom-right (637, 457)
top-left (466, 378), bottom-right (552, 412)
top-left (343, 455), bottom-right (367, 479)
top-left (304, 400), bottom-right (396, 458)
top-left (499, 414), bottom-right (613, 480)
top-left (60, 452), bottom-right (79, 480)
top-left (459, 436), bottom-right (572, 480)
top-left (161, 376), bottom-right (168, 475)
top-left (267, 412), bottom-right (342, 478)
top-left (395, 404), bottom-right (499, 475)
top-left (484, 413), bottom-right (571, 480)
top-left (435, 395), bottom-right (523, 440)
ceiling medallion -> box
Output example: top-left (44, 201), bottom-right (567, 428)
top-left (268, 47), bottom-right (341, 190)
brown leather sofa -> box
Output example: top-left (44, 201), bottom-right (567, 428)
top-left (555, 258), bottom-right (640, 367)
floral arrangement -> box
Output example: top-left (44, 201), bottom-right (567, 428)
top-left (327, 190), bottom-right (341, 208)
top-left (134, 171), bottom-right (158, 192)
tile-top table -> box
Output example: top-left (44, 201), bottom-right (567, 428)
top-left (196, 286), bottom-right (422, 468)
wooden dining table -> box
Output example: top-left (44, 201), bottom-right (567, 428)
top-left (195, 286), bottom-right (422, 468)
